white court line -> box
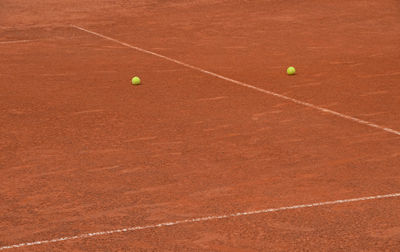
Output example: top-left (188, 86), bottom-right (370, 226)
top-left (0, 40), bottom-right (33, 45)
top-left (71, 25), bottom-right (400, 137)
top-left (1, 192), bottom-right (400, 250)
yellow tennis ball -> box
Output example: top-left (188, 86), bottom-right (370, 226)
top-left (131, 76), bottom-right (141, 85)
top-left (287, 66), bottom-right (296, 75)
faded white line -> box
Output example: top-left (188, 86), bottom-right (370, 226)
top-left (1, 192), bottom-right (400, 250)
top-left (0, 40), bottom-right (34, 45)
top-left (71, 25), bottom-right (400, 137)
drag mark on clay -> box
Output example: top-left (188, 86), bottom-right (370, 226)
top-left (203, 124), bottom-right (231, 132)
top-left (124, 136), bottom-right (157, 143)
top-left (359, 72), bottom-right (400, 78)
top-left (73, 109), bottom-right (104, 115)
top-left (196, 96), bottom-right (227, 102)
top-left (359, 91), bottom-right (388, 97)
top-left (89, 165), bottom-right (120, 172)
top-left (151, 141), bottom-right (183, 145)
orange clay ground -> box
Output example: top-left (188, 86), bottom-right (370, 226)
top-left (1, 0), bottom-right (400, 251)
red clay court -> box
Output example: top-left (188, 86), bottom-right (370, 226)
top-left (1, 0), bottom-right (400, 251)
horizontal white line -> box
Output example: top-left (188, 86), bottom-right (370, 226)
top-left (1, 192), bottom-right (400, 250)
top-left (71, 25), bottom-right (400, 137)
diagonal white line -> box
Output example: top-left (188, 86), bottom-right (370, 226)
top-left (71, 25), bottom-right (400, 137)
top-left (0, 40), bottom-right (34, 45)
top-left (1, 192), bottom-right (400, 250)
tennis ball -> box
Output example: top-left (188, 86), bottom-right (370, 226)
top-left (287, 66), bottom-right (296, 75)
top-left (131, 76), bottom-right (141, 85)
